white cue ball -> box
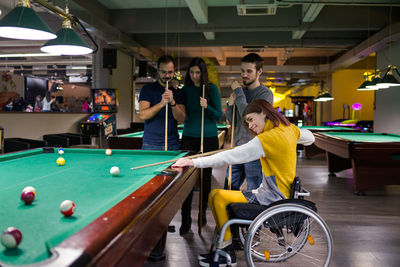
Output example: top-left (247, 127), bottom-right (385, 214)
top-left (110, 166), bottom-right (120, 176)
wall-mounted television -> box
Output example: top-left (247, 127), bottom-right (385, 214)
top-left (24, 76), bottom-right (48, 105)
top-left (92, 88), bottom-right (117, 113)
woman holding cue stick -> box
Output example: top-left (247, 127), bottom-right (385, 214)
top-left (179, 57), bottom-right (222, 236)
top-left (172, 99), bottom-right (314, 266)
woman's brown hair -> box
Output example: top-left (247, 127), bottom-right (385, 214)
top-left (243, 99), bottom-right (290, 131)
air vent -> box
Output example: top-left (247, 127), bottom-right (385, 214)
top-left (237, 4), bottom-right (277, 16)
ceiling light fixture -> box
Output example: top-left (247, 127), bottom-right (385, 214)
top-left (376, 65), bottom-right (400, 88)
top-left (41, 16), bottom-right (93, 55)
top-left (0, 0), bottom-right (56, 40)
top-left (357, 72), bottom-right (377, 91)
top-left (365, 71), bottom-right (383, 90)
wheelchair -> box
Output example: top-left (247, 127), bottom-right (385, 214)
top-left (209, 177), bottom-right (333, 267)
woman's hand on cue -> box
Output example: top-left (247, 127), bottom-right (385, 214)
top-left (200, 97), bottom-right (207, 109)
top-left (172, 158), bottom-right (194, 168)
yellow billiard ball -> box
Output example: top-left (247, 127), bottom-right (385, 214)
top-left (56, 157), bottom-right (65, 166)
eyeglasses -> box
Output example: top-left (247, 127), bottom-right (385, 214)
top-left (160, 70), bottom-right (174, 75)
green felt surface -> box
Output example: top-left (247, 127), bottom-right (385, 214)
top-left (321, 132), bottom-right (400, 142)
top-left (0, 148), bottom-right (187, 265)
top-left (300, 126), bottom-right (357, 131)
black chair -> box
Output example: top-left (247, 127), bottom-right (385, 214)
top-left (4, 138), bottom-right (47, 153)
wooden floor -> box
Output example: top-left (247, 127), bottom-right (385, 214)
top-left (144, 152), bottom-right (400, 267)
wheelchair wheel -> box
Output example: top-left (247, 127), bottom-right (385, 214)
top-left (244, 203), bottom-right (333, 267)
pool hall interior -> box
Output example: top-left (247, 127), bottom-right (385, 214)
top-left (1, 1), bottom-right (400, 266)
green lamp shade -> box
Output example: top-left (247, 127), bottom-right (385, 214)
top-left (376, 73), bottom-right (400, 88)
top-left (357, 80), bottom-right (378, 91)
top-left (318, 93), bottom-right (334, 101)
top-left (0, 6), bottom-right (56, 40)
top-left (41, 27), bottom-right (93, 55)
top-left (365, 76), bottom-right (381, 90)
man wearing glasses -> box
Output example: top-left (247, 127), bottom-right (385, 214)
top-left (139, 55), bottom-right (186, 150)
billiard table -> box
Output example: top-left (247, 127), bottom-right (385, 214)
top-left (0, 148), bottom-right (198, 266)
top-left (299, 126), bottom-right (358, 158)
top-left (108, 129), bottom-right (227, 150)
top-left (313, 132), bottom-right (400, 193)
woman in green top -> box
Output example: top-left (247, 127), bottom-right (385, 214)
top-left (180, 57), bottom-right (223, 235)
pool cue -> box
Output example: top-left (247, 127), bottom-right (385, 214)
top-left (129, 148), bottom-right (231, 170)
top-left (165, 81), bottom-right (169, 151)
top-left (198, 84), bottom-right (205, 235)
top-left (227, 104), bottom-right (235, 190)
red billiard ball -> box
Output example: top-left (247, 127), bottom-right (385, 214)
top-left (59, 200), bottom-right (75, 217)
top-left (1, 227), bottom-right (22, 249)
top-left (21, 191), bottom-right (35, 205)
top-left (22, 186), bottom-right (36, 196)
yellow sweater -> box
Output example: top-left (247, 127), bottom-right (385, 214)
top-left (257, 120), bottom-right (300, 198)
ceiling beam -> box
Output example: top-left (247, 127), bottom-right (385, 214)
top-left (203, 32), bottom-right (215, 40)
top-left (331, 22), bottom-right (400, 70)
top-left (210, 47), bottom-right (226, 66)
top-left (292, 4), bottom-right (324, 40)
top-left (184, 0), bottom-right (208, 24)
top-left (302, 3), bottom-right (325, 23)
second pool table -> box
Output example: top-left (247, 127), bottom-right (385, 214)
top-left (108, 129), bottom-right (227, 150)
top-left (0, 148), bottom-right (198, 266)
top-left (314, 132), bottom-right (400, 194)
top-left (299, 126), bottom-right (358, 158)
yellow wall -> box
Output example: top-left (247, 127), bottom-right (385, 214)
top-left (331, 69), bottom-right (374, 121)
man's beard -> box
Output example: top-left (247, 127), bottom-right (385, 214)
top-left (243, 78), bottom-right (256, 86)
top-left (160, 77), bottom-right (172, 85)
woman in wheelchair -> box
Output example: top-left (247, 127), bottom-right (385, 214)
top-left (173, 99), bottom-right (316, 266)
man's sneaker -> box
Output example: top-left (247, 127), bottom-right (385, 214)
top-left (198, 248), bottom-right (237, 267)
top-left (198, 251), bottom-right (213, 261)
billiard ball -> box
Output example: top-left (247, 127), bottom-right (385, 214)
top-left (1, 227), bottom-right (22, 249)
top-left (58, 148), bottom-right (65, 155)
top-left (56, 157), bottom-right (65, 166)
top-left (22, 186), bottom-right (36, 196)
top-left (59, 200), bottom-right (75, 217)
top-left (21, 190), bottom-right (35, 205)
top-left (110, 166), bottom-right (120, 176)
top-left (105, 149), bottom-right (112, 156)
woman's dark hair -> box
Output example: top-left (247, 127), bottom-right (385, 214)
top-left (184, 57), bottom-right (210, 99)
top-left (243, 99), bottom-right (290, 131)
